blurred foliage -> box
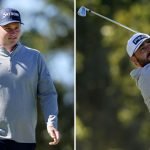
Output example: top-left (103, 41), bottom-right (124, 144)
top-left (77, 0), bottom-right (150, 150)
top-left (0, 0), bottom-right (74, 150)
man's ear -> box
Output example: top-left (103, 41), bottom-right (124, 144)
top-left (130, 56), bottom-right (141, 67)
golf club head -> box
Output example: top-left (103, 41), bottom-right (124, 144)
top-left (78, 6), bottom-right (88, 17)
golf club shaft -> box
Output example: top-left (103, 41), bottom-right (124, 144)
top-left (88, 9), bottom-right (138, 33)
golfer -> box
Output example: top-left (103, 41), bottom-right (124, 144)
top-left (0, 8), bottom-right (60, 150)
top-left (127, 32), bottom-right (150, 111)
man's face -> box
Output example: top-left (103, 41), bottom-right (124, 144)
top-left (0, 22), bottom-right (21, 48)
top-left (132, 39), bottom-right (150, 67)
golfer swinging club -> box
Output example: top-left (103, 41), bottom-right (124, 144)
top-left (0, 8), bottom-right (60, 150)
top-left (127, 32), bottom-right (150, 111)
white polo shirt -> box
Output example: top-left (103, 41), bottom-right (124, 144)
top-left (130, 63), bottom-right (150, 111)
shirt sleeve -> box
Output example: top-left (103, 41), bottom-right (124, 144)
top-left (138, 66), bottom-right (150, 111)
top-left (37, 53), bottom-right (58, 128)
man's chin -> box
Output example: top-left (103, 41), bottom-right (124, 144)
top-left (143, 61), bottom-right (150, 67)
top-left (147, 57), bottom-right (150, 63)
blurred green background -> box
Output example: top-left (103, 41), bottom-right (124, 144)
top-left (0, 0), bottom-right (74, 150)
top-left (76, 0), bottom-right (150, 150)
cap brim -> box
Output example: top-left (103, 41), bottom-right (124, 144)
top-left (0, 20), bottom-right (24, 26)
top-left (133, 37), bottom-right (150, 54)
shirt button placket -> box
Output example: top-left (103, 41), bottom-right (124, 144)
top-left (8, 56), bottom-right (11, 72)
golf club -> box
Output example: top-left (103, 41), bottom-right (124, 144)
top-left (78, 6), bottom-right (138, 33)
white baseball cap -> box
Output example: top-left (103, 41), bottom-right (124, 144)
top-left (127, 33), bottom-right (150, 57)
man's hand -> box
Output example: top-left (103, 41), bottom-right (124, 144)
top-left (47, 125), bottom-right (60, 145)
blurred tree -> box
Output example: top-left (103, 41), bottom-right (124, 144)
top-left (77, 0), bottom-right (150, 150)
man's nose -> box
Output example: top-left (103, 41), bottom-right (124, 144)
top-left (9, 30), bottom-right (16, 34)
top-left (8, 28), bottom-right (18, 34)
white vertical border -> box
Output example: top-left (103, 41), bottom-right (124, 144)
top-left (74, 0), bottom-right (76, 149)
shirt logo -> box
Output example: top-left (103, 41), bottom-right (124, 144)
top-left (133, 35), bottom-right (147, 45)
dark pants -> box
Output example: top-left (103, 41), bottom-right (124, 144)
top-left (0, 140), bottom-right (36, 150)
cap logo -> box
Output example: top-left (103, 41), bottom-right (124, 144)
top-left (2, 12), bottom-right (19, 18)
top-left (133, 35), bottom-right (147, 45)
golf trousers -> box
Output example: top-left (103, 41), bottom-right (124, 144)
top-left (0, 139), bottom-right (36, 150)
